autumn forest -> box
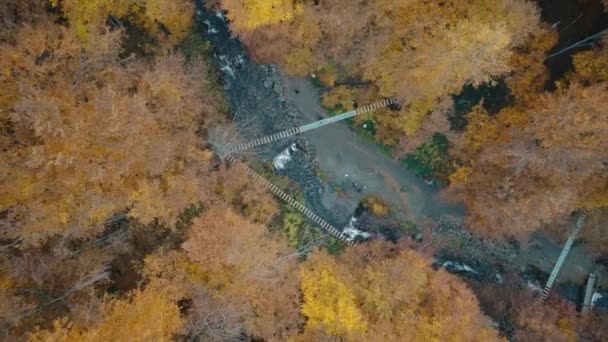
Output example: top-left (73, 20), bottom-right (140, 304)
top-left (1, 0), bottom-right (608, 341)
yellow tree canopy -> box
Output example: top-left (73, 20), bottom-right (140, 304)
top-left (49, 0), bottom-right (131, 41)
top-left (27, 285), bottom-right (182, 342)
top-left (449, 82), bottom-right (608, 238)
top-left (49, 0), bottom-right (194, 46)
top-left (0, 23), bottom-right (217, 244)
top-left (299, 242), bottom-right (502, 341)
top-left (222, 0), bottom-right (303, 31)
top-left (571, 40), bottom-right (608, 84)
top-left (220, 0), bottom-right (543, 139)
top-left (130, 0), bottom-right (195, 47)
top-left (300, 253), bottom-right (367, 336)
top-left (182, 200), bottom-right (303, 340)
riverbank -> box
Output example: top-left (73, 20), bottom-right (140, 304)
top-left (195, 3), bottom-right (608, 302)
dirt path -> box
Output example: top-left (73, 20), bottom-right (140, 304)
top-left (281, 73), bottom-right (465, 224)
top-left (280, 72), bottom-right (605, 287)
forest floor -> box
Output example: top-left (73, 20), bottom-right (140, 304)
top-left (280, 73), bottom-right (465, 224)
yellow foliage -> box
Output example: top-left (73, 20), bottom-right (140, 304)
top-left (317, 63), bottom-right (338, 87)
top-left (0, 265), bottom-right (14, 289)
top-left (532, 83), bottom-right (608, 149)
top-left (28, 286), bottom-right (182, 342)
top-left (370, 203), bottom-right (389, 216)
top-left (283, 47), bottom-right (314, 77)
top-left (364, 0), bottom-right (540, 113)
top-left (141, 250), bottom-right (232, 298)
top-left (130, 0), bottom-right (195, 47)
top-left (449, 166), bottom-right (473, 186)
top-left (50, 0), bottom-right (194, 46)
top-left (183, 204), bottom-right (295, 291)
top-left (361, 34), bottom-right (402, 97)
top-left (27, 318), bottom-right (87, 342)
top-left (181, 203), bottom-right (304, 340)
top-left (299, 244), bottom-right (502, 341)
top-left (300, 254), bottom-right (367, 336)
top-left (223, 0), bottom-right (302, 30)
top-left (221, 0), bottom-right (542, 144)
top-left (363, 195), bottom-right (390, 216)
top-left (91, 288), bottom-right (182, 341)
top-left (290, 8), bottom-right (322, 49)
top-left (373, 125), bottom-right (401, 146)
top-left (369, 20), bottom-right (514, 100)
top-left (372, 96), bottom-right (440, 139)
top-left (401, 97), bottom-right (435, 136)
top-left (571, 46), bottom-right (608, 83)
top-left (0, 25), bottom-right (214, 244)
top-left (175, 255), bottom-right (210, 284)
top-left (579, 180), bottom-right (608, 209)
top-left (450, 82), bottom-right (608, 238)
top-left (49, 0), bottom-right (131, 42)
top-left (507, 27), bottom-right (558, 104)
top-left (462, 105), bottom-right (500, 151)
top-left (496, 106), bottom-right (529, 128)
top-left (321, 86), bottom-right (355, 112)
top-left (241, 192), bottom-right (279, 224)
top-left (555, 317), bottom-right (577, 341)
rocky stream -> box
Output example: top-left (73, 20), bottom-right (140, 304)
top-left (195, 2), bottom-right (608, 312)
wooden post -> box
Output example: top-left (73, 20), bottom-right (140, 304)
top-left (541, 213), bottom-right (587, 302)
top-left (582, 272), bottom-right (597, 314)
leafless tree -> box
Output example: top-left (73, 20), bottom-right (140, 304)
top-left (207, 104), bottom-right (262, 159)
top-left (183, 287), bottom-right (245, 342)
top-left (275, 235), bottom-right (327, 264)
top-left (37, 266), bottom-right (110, 311)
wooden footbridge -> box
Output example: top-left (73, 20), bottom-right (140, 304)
top-left (216, 97), bottom-right (399, 245)
top-left (215, 96), bottom-right (591, 309)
